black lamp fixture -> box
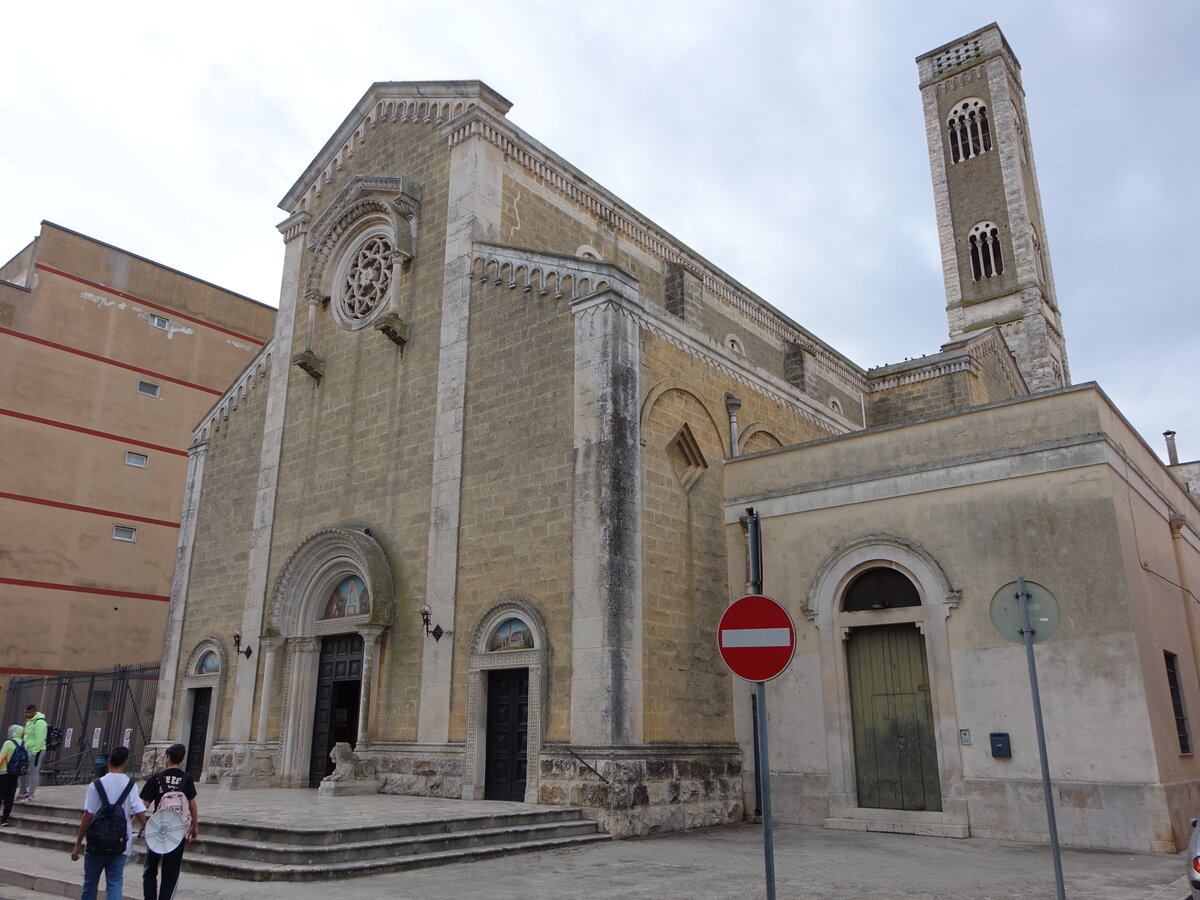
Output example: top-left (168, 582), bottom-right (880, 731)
top-left (233, 630), bottom-right (254, 659)
top-left (420, 605), bottom-right (445, 641)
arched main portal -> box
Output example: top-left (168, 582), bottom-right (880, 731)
top-left (265, 528), bottom-right (396, 787)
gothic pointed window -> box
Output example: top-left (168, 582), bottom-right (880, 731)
top-left (968, 222), bottom-right (1004, 280)
top-left (947, 98), bottom-right (992, 164)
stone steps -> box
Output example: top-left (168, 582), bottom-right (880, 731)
top-left (0, 798), bottom-right (609, 881)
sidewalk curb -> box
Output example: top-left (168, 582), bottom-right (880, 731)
top-left (0, 867), bottom-right (89, 900)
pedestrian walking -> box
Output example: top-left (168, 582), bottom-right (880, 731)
top-left (0, 724), bottom-right (23, 825)
top-left (17, 704), bottom-right (48, 802)
top-left (140, 742), bottom-right (199, 900)
top-left (70, 746), bottom-right (147, 900)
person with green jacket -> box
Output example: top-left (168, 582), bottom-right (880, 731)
top-left (18, 705), bottom-right (47, 803)
top-left (0, 724), bottom-right (23, 825)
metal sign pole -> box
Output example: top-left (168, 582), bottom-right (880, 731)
top-left (756, 679), bottom-right (776, 900)
top-left (1017, 576), bottom-right (1066, 900)
top-left (744, 508), bottom-right (776, 900)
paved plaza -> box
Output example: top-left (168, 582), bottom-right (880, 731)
top-left (0, 786), bottom-right (1191, 899)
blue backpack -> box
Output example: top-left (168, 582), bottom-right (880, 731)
top-left (5, 740), bottom-right (28, 776)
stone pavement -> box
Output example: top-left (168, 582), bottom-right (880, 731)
top-left (0, 786), bottom-right (1190, 899)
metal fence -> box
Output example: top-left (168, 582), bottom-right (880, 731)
top-left (2, 664), bottom-right (159, 784)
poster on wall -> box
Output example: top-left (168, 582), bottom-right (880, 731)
top-left (92, 728), bottom-right (102, 749)
top-left (64, 727), bottom-right (74, 749)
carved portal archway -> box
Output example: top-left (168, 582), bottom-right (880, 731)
top-left (265, 527), bottom-right (396, 786)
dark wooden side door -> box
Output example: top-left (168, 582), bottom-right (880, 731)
top-left (846, 624), bottom-right (942, 812)
top-left (484, 668), bottom-right (529, 801)
top-left (185, 687), bottom-right (211, 781)
top-left (308, 634), bottom-right (363, 787)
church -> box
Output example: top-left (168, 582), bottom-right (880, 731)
top-left (146, 23), bottom-right (1200, 851)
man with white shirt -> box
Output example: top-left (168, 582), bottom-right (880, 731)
top-left (70, 746), bottom-right (148, 900)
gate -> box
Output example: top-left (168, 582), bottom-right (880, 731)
top-left (1, 664), bottom-right (159, 784)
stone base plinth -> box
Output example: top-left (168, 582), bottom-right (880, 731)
top-left (319, 779), bottom-right (381, 796)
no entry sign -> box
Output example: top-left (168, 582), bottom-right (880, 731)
top-left (718, 594), bottom-right (796, 682)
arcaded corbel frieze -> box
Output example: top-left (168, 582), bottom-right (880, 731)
top-left (194, 343), bottom-right (274, 442)
top-left (566, 289), bottom-right (853, 434)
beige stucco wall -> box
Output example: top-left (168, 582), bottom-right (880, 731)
top-left (724, 384), bottom-right (1200, 852)
top-left (0, 223), bottom-right (274, 679)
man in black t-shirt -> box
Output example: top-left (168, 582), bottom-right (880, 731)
top-left (139, 743), bottom-right (199, 900)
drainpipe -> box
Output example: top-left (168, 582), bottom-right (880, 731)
top-left (725, 393), bottom-right (742, 458)
top-left (1165, 431), bottom-right (1180, 466)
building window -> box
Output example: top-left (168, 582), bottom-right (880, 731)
top-left (843, 567), bottom-right (921, 612)
top-left (124, 451), bottom-right (149, 468)
top-left (1165, 651), bottom-right (1192, 754)
top-left (136, 380), bottom-right (160, 397)
top-left (148, 313), bottom-right (170, 330)
top-left (947, 98), bottom-right (991, 164)
top-left (968, 222), bottom-right (1004, 280)
top-left (112, 525), bottom-right (138, 542)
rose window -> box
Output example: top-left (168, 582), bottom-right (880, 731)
top-left (339, 236), bottom-right (393, 320)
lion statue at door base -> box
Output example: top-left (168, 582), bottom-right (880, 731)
top-left (327, 741), bottom-right (375, 782)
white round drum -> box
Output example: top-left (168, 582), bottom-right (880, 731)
top-left (143, 808), bottom-right (185, 854)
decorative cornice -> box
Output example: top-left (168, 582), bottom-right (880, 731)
top-left (866, 326), bottom-right (1025, 397)
top-left (195, 342), bottom-right (273, 442)
top-left (447, 107), bottom-right (866, 392)
top-left (276, 210), bottom-right (311, 244)
top-left (281, 81), bottom-right (511, 212)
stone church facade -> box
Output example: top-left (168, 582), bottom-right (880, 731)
top-left (147, 23), bottom-right (1198, 848)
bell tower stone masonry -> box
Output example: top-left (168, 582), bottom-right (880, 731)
top-left (918, 23), bottom-right (1069, 393)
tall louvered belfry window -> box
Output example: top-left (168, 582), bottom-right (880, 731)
top-left (947, 98), bottom-right (992, 163)
top-left (968, 222), bottom-right (1004, 280)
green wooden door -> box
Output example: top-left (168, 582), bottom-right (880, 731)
top-left (846, 624), bottom-right (941, 812)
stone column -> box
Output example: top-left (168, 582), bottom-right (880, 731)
top-left (255, 636), bottom-right (284, 744)
top-left (230, 214), bottom-right (307, 744)
top-left (149, 438), bottom-right (207, 744)
top-left (356, 626), bottom-right (386, 750)
top-left (569, 294), bottom-right (643, 746)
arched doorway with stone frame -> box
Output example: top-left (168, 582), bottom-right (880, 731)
top-left (264, 527), bottom-right (396, 787)
top-left (463, 600), bottom-right (547, 803)
top-left (178, 638), bottom-right (227, 783)
top-left (807, 535), bottom-right (969, 838)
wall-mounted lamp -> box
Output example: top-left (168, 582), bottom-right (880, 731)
top-left (420, 605), bottom-right (447, 641)
top-left (233, 630), bottom-right (254, 659)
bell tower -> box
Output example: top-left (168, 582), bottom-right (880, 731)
top-left (917, 23), bottom-right (1068, 393)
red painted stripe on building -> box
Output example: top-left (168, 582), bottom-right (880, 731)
top-left (34, 263), bottom-right (267, 346)
top-left (0, 327), bottom-right (223, 396)
top-left (0, 577), bottom-right (170, 603)
top-left (0, 491), bottom-right (180, 529)
top-left (0, 408), bottom-right (189, 457)
top-left (0, 666), bottom-right (63, 676)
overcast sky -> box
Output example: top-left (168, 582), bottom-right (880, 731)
top-left (3, 1), bottom-right (1196, 463)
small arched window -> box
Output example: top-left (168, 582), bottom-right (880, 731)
top-left (968, 222), bottom-right (1004, 280)
top-left (947, 98), bottom-right (992, 164)
top-left (843, 567), bottom-right (921, 612)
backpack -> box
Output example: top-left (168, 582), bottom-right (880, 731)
top-left (157, 788), bottom-right (192, 835)
top-left (45, 724), bottom-right (63, 751)
top-left (5, 740), bottom-right (28, 777)
top-left (85, 777), bottom-right (134, 855)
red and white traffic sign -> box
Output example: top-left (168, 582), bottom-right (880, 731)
top-left (718, 594), bottom-right (796, 682)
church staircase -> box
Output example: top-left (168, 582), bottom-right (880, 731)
top-left (0, 796), bottom-right (608, 881)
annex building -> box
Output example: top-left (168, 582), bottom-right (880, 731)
top-left (145, 23), bottom-right (1200, 852)
top-left (0, 224), bottom-right (275, 683)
